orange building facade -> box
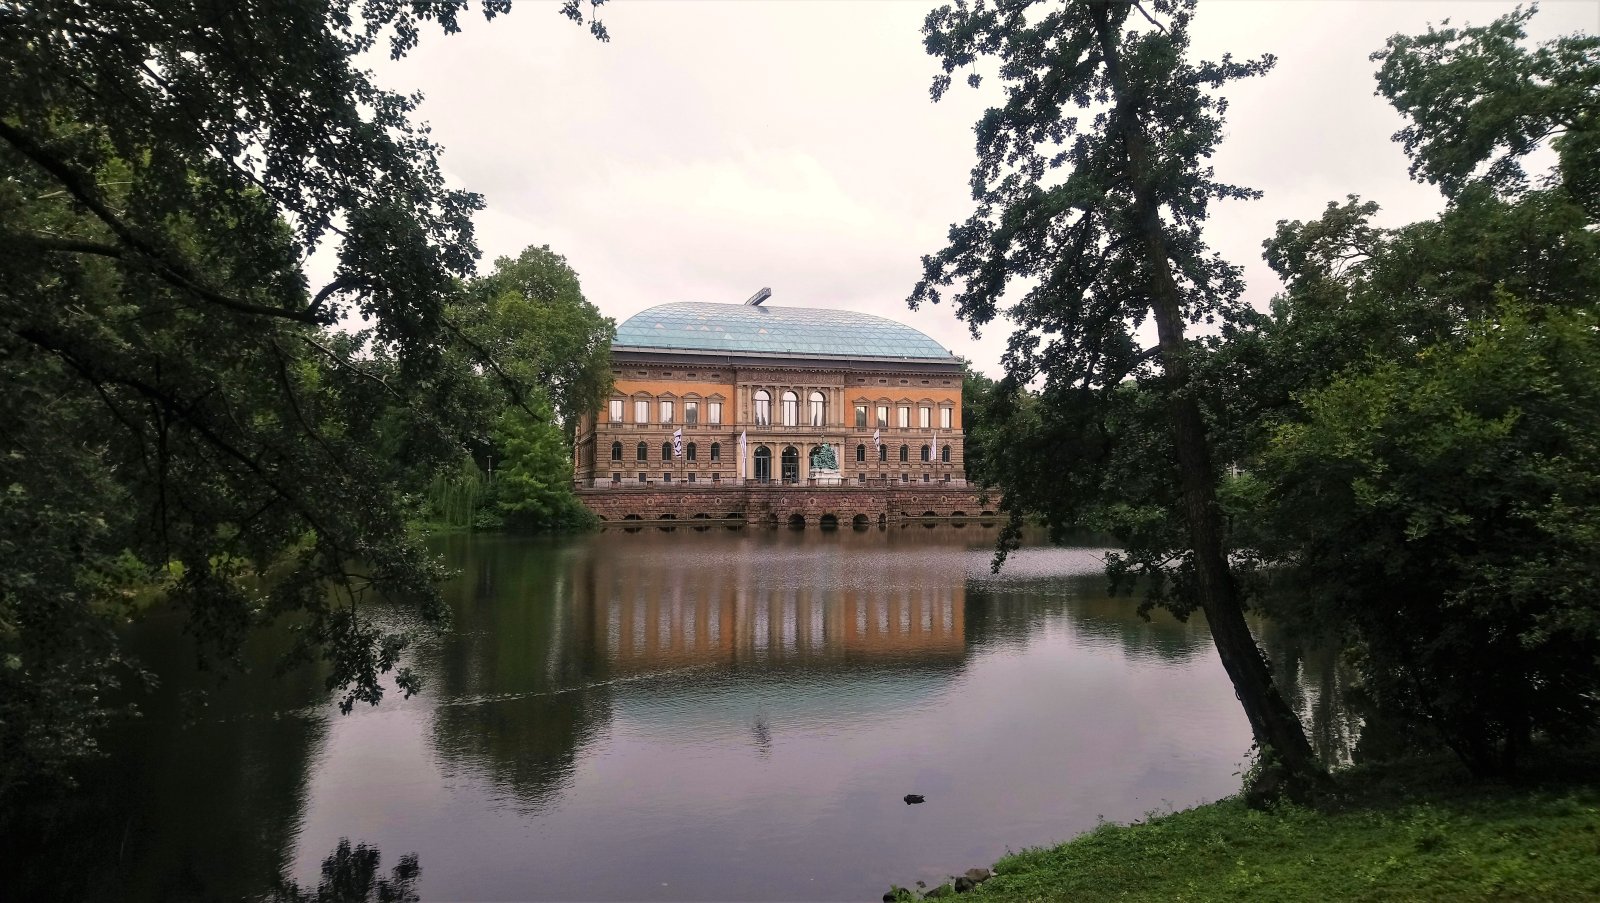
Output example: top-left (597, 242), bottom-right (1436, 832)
top-left (573, 301), bottom-right (969, 490)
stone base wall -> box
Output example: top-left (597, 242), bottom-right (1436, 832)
top-left (576, 484), bottom-right (999, 526)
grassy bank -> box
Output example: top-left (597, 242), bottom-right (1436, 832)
top-left (906, 753), bottom-right (1600, 902)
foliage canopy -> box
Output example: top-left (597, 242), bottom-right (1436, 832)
top-left (0, 0), bottom-right (607, 795)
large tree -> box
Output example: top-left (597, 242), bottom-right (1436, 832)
top-left (1237, 6), bottom-right (1600, 775)
top-left (457, 245), bottom-right (615, 438)
top-left (912, 0), bottom-right (1321, 793)
top-left (0, 0), bottom-right (607, 795)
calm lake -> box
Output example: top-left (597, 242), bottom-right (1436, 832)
top-left (19, 525), bottom-right (1355, 901)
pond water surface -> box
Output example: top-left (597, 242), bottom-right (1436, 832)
top-left (18, 525), bottom-right (1354, 901)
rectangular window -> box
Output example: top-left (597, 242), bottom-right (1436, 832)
top-left (611, 472), bottom-right (621, 483)
top-left (708, 401), bottom-right (722, 425)
top-left (940, 407), bottom-right (952, 430)
top-left (901, 473), bottom-right (909, 483)
top-left (711, 473), bottom-right (720, 484)
top-left (876, 405), bottom-right (888, 428)
top-left (688, 473), bottom-right (696, 483)
top-left (684, 401), bottom-right (698, 425)
top-left (855, 405), bottom-right (868, 428)
top-left (659, 400), bottom-right (674, 424)
top-left (919, 406), bottom-right (931, 428)
top-left (635, 400), bottom-right (649, 423)
top-left (609, 399), bottom-right (624, 422)
top-left (857, 472), bottom-right (865, 483)
top-left (663, 472), bottom-right (672, 483)
top-left (639, 472), bottom-right (647, 483)
top-left (897, 406), bottom-right (910, 428)
top-left (922, 473), bottom-right (930, 482)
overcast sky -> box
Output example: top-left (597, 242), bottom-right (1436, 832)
top-left (369, 0), bottom-right (1600, 377)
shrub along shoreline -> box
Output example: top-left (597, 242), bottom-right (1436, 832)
top-left (889, 751), bottom-right (1600, 902)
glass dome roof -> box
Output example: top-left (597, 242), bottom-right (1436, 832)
top-left (613, 302), bottom-right (953, 361)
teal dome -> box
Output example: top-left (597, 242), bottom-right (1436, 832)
top-left (612, 302), bottom-right (952, 361)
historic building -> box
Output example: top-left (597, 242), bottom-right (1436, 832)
top-left (575, 299), bottom-right (968, 486)
top-left (572, 298), bottom-right (988, 524)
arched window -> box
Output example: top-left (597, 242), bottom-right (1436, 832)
top-left (920, 445), bottom-right (931, 462)
top-left (754, 389), bottom-right (771, 426)
top-left (661, 442), bottom-right (673, 461)
top-left (941, 445), bottom-right (951, 463)
top-left (781, 390), bottom-right (798, 427)
top-left (899, 444), bottom-right (909, 463)
top-left (856, 443), bottom-right (866, 462)
top-left (710, 442), bottom-right (721, 462)
top-left (686, 442), bottom-right (697, 462)
top-left (781, 445), bottom-right (800, 483)
top-left (753, 445), bottom-right (772, 483)
top-left (809, 390), bottom-right (825, 426)
top-left (879, 445), bottom-right (888, 462)
top-left (636, 442), bottom-right (648, 462)
top-left (611, 441), bottom-right (623, 461)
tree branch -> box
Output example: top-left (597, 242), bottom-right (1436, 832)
top-left (1132, 2), bottom-right (1168, 35)
top-left (0, 120), bottom-right (327, 326)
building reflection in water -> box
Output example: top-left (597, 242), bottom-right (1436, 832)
top-left (3, 527), bottom-right (1365, 902)
top-left (582, 535), bottom-right (966, 673)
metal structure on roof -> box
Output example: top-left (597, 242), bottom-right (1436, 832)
top-left (612, 301), bottom-right (953, 361)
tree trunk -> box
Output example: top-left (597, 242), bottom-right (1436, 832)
top-left (1088, 2), bottom-right (1323, 797)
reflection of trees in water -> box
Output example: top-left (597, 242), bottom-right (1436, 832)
top-left (1259, 620), bottom-right (1363, 766)
top-left (1, 604), bottom-right (328, 902)
top-left (964, 571), bottom-right (1212, 664)
top-left (965, 569), bottom-right (1360, 761)
top-left (269, 838), bottom-right (420, 903)
top-left (427, 536), bottom-right (608, 814)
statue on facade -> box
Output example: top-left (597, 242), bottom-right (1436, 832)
top-left (809, 443), bottom-right (838, 472)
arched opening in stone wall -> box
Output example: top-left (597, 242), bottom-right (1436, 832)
top-left (754, 445), bottom-right (772, 483)
top-left (723, 511), bottom-right (744, 521)
top-left (851, 514), bottom-right (870, 530)
top-left (622, 514), bottom-right (642, 521)
top-left (658, 513), bottom-right (676, 521)
top-left (781, 446), bottom-right (800, 484)
top-left (787, 513), bottom-right (807, 529)
top-left (819, 513), bottom-right (838, 530)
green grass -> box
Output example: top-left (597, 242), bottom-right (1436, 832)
top-left (959, 754), bottom-right (1600, 902)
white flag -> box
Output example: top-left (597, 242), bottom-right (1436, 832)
top-left (738, 430), bottom-right (747, 479)
top-left (872, 427), bottom-right (881, 448)
top-left (672, 428), bottom-right (683, 458)
top-left (932, 430), bottom-right (939, 461)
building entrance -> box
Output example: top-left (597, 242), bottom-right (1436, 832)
top-left (781, 446), bottom-right (800, 484)
top-left (753, 446), bottom-right (772, 483)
